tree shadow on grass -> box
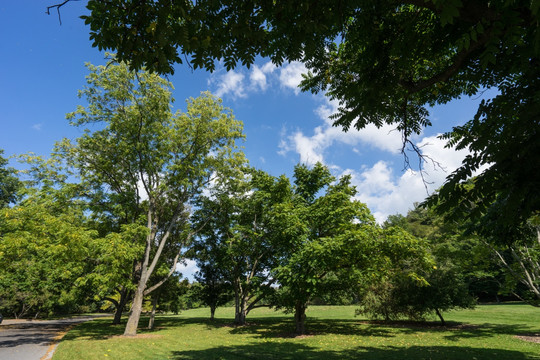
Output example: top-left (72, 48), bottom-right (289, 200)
top-left (441, 323), bottom-right (538, 342)
top-left (61, 315), bottom-right (538, 344)
top-left (227, 318), bottom-right (395, 339)
top-left (170, 342), bottom-right (536, 360)
top-left (61, 316), bottom-right (233, 341)
top-left (60, 319), bottom-right (126, 341)
top-left (225, 317), bottom-right (537, 341)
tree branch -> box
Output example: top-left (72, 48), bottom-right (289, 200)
top-left (46, 0), bottom-right (75, 25)
top-left (399, 27), bottom-right (494, 94)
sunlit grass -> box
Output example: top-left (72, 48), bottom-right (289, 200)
top-left (53, 304), bottom-right (540, 360)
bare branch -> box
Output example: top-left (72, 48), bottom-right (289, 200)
top-left (46, 0), bottom-right (76, 25)
top-left (400, 133), bottom-right (444, 195)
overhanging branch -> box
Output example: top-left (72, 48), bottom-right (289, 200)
top-left (46, 0), bottom-right (75, 25)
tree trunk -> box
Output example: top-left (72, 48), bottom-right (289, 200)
top-left (233, 278), bottom-right (247, 325)
top-left (148, 294), bottom-right (158, 330)
top-left (124, 286), bottom-right (145, 336)
top-left (210, 305), bottom-right (216, 320)
top-left (234, 293), bottom-right (248, 325)
top-left (235, 310), bottom-right (246, 325)
top-left (112, 288), bottom-right (130, 325)
top-left (294, 301), bottom-right (307, 335)
top-left (435, 308), bottom-right (446, 326)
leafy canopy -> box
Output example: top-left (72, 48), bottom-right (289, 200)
top-left (78, 0), bottom-right (540, 237)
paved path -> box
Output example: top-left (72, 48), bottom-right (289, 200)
top-left (0, 316), bottom-right (107, 360)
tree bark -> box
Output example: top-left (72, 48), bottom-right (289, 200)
top-left (148, 294), bottom-right (158, 330)
top-left (294, 301), bottom-right (307, 335)
top-left (210, 305), bottom-right (216, 320)
top-left (233, 278), bottom-right (248, 325)
top-left (112, 288), bottom-right (130, 325)
top-left (124, 286), bottom-right (145, 336)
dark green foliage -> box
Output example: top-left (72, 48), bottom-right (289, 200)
top-left (191, 167), bottom-right (295, 325)
top-left (271, 164), bottom-right (435, 334)
top-left (360, 268), bottom-right (475, 325)
top-left (427, 65), bottom-right (540, 242)
top-left (0, 149), bottom-right (20, 208)
top-left (81, 1), bottom-right (540, 245)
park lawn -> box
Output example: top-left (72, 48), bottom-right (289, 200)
top-left (53, 304), bottom-right (540, 360)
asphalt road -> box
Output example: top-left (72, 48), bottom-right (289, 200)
top-left (0, 316), bottom-right (105, 360)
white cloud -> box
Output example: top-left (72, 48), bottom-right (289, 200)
top-left (249, 65), bottom-right (267, 92)
top-left (341, 134), bottom-right (478, 223)
top-left (261, 62), bottom-right (277, 74)
top-left (345, 162), bottom-right (428, 223)
top-left (279, 62), bottom-right (307, 95)
top-left (210, 62), bottom-right (279, 99)
top-left (292, 131), bottom-right (325, 165)
top-left (176, 258), bottom-right (198, 282)
top-left (249, 62), bottom-right (276, 92)
top-left (32, 123), bottom-right (42, 131)
top-left (213, 71), bottom-right (247, 99)
top-left (279, 98), bottom-right (404, 164)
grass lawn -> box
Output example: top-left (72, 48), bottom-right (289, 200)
top-left (53, 304), bottom-right (540, 360)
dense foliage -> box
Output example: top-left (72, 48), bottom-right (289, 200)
top-left (76, 0), bottom-right (540, 247)
top-left (58, 60), bottom-right (245, 335)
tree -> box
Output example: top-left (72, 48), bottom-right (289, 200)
top-left (270, 163), bottom-right (428, 335)
top-left (77, 0), bottom-right (539, 239)
top-left (0, 155), bottom-right (96, 318)
top-left (191, 167), bottom-right (292, 325)
top-left (0, 149), bottom-right (20, 208)
top-left (192, 263), bottom-right (233, 321)
top-left (61, 60), bottom-right (244, 335)
top-left (189, 215), bottom-right (234, 321)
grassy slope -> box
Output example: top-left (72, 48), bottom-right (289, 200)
top-left (53, 304), bottom-right (540, 360)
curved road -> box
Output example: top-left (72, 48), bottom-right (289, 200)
top-left (0, 316), bottom-right (106, 360)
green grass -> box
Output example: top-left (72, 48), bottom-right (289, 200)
top-left (53, 304), bottom-right (540, 360)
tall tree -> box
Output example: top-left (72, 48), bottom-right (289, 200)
top-left (61, 60), bottom-right (244, 335)
top-left (76, 0), bottom-right (539, 239)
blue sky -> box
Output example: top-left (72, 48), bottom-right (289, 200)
top-left (1, 2), bottom-right (494, 278)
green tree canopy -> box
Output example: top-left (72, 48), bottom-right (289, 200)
top-left (0, 155), bottom-right (96, 318)
top-left (76, 0), bottom-right (540, 239)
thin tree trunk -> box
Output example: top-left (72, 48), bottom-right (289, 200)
top-left (233, 277), bottom-right (246, 325)
top-left (294, 301), bottom-right (307, 335)
top-left (148, 294), bottom-right (158, 330)
top-left (210, 305), bottom-right (216, 320)
top-left (112, 288), bottom-right (130, 325)
top-left (435, 308), bottom-right (446, 326)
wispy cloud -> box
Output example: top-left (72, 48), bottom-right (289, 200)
top-left (278, 97), bottom-right (477, 222)
top-left (278, 97), bottom-right (404, 164)
top-left (212, 70), bottom-right (247, 99)
top-left (32, 123), bottom-right (42, 131)
top-left (209, 61), bottom-right (303, 99)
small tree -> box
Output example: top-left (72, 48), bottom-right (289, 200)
top-left (192, 262), bottom-right (233, 320)
top-left (192, 168), bottom-right (292, 325)
top-left (272, 163), bottom-right (385, 335)
top-left (359, 227), bottom-right (474, 325)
